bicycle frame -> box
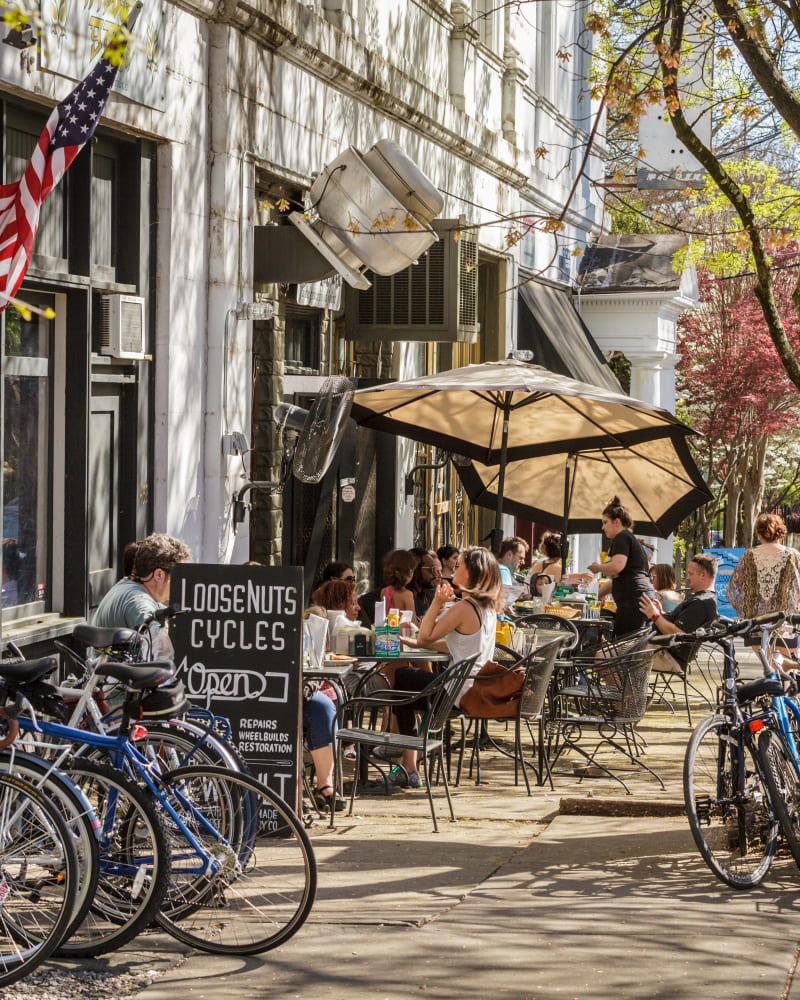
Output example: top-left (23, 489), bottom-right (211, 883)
top-left (16, 707), bottom-right (225, 879)
top-left (751, 623), bottom-right (800, 770)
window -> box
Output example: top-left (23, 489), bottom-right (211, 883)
top-left (474, 0), bottom-right (501, 52)
top-left (91, 141), bottom-right (118, 272)
top-left (6, 116), bottom-right (66, 263)
top-left (2, 301), bottom-right (53, 621)
top-left (284, 307), bottom-right (320, 372)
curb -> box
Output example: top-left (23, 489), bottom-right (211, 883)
top-left (559, 796), bottom-right (686, 817)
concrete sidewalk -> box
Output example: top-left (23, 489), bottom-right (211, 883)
top-left (128, 812), bottom-right (800, 1000)
top-left (21, 647), bottom-right (800, 999)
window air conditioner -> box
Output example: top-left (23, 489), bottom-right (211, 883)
top-left (100, 295), bottom-right (146, 359)
top-left (344, 220), bottom-right (480, 343)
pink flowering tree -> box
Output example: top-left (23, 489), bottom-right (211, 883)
top-left (678, 250), bottom-right (800, 545)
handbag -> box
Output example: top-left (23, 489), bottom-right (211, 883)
top-left (459, 659), bottom-right (525, 718)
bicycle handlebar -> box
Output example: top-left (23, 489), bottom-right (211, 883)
top-left (649, 611), bottom-right (785, 648)
top-left (143, 604), bottom-right (190, 627)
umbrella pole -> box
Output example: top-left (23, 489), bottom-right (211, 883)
top-left (491, 396), bottom-right (511, 557)
top-left (561, 455), bottom-right (574, 575)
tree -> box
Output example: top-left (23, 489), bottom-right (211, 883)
top-left (678, 248), bottom-right (800, 545)
top-left (584, 0), bottom-right (800, 390)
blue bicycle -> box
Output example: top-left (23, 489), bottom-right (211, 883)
top-left (2, 654), bottom-right (317, 955)
top-left (657, 612), bottom-right (800, 888)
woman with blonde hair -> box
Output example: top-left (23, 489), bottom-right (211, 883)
top-left (371, 546), bottom-right (502, 791)
top-left (727, 512), bottom-right (800, 620)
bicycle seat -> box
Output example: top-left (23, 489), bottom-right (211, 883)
top-left (0, 655), bottom-right (59, 683)
top-left (73, 624), bottom-right (138, 649)
top-left (737, 677), bottom-right (784, 703)
top-left (94, 661), bottom-right (174, 690)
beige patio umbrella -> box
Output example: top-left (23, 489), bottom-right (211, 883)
top-left (350, 359), bottom-right (711, 548)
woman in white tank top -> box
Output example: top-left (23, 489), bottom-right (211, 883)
top-left (390, 547), bottom-right (502, 788)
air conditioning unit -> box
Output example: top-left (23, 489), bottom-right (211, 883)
top-left (344, 221), bottom-right (479, 343)
top-left (99, 295), bottom-right (146, 359)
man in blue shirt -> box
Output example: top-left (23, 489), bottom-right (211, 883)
top-left (94, 533), bottom-right (191, 655)
top-left (498, 536), bottom-right (529, 586)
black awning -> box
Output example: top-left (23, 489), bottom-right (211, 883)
top-left (518, 282), bottom-right (621, 392)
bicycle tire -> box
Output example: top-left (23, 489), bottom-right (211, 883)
top-left (0, 750), bottom-right (100, 947)
top-left (684, 714), bottom-right (778, 889)
top-left (758, 727), bottom-right (800, 869)
top-left (0, 771), bottom-right (79, 987)
top-left (129, 719), bottom-right (250, 773)
top-left (60, 758), bottom-right (171, 956)
top-left (155, 765), bottom-right (316, 954)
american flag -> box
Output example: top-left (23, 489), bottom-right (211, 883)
top-left (0, 47), bottom-right (126, 309)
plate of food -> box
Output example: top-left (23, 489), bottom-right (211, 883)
top-left (323, 654), bottom-right (357, 665)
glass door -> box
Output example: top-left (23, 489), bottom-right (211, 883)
top-left (2, 296), bottom-right (54, 621)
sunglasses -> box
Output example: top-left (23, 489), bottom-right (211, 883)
top-left (342, 574), bottom-right (355, 581)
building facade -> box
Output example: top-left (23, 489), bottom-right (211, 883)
top-left (0, 0), bottom-right (608, 647)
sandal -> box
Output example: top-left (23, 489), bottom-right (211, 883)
top-left (313, 785), bottom-right (346, 812)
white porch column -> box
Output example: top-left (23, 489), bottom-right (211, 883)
top-left (627, 351), bottom-right (666, 408)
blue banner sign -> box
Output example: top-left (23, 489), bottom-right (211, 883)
top-left (704, 547), bottom-right (745, 619)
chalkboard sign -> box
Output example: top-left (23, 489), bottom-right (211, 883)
top-left (169, 564), bottom-right (303, 813)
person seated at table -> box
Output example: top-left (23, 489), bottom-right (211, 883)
top-left (310, 578), bottom-right (361, 622)
top-left (383, 547), bottom-right (501, 790)
top-left (316, 560), bottom-right (356, 589)
top-left (530, 532), bottom-right (563, 585)
top-left (639, 553), bottom-right (718, 675)
top-left (302, 677), bottom-right (346, 811)
top-left (302, 604), bottom-right (346, 811)
top-left (498, 536), bottom-right (529, 585)
top-left (650, 563), bottom-right (682, 612)
top-left (380, 548), bottom-right (419, 620)
top-left (411, 550), bottom-right (443, 618)
top-left (437, 544), bottom-right (460, 584)
top-left (532, 572), bottom-right (556, 600)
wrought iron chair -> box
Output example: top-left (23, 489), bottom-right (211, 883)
top-left (513, 613), bottom-right (579, 655)
top-left (454, 638), bottom-right (564, 794)
top-left (334, 655), bottom-right (478, 832)
top-left (548, 646), bottom-right (662, 794)
top-left (648, 640), bottom-right (721, 726)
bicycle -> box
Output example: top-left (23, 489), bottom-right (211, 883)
top-left (745, 614), bottom-right (800, 873)
top-left (0, 657), bottom-right (170, 958)
top-left (0, 658), bottom-right (82, 985)
top-left (654, 613), bottom-right (784, 889)
top-left (4, 654), bottom-right (317, 955)
top-left (50, 623), bottom-right (250, 775)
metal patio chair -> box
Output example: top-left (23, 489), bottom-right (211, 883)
top-left (548, 646), bottom-right (662, 794)
top-left (334, 655), bottom-right (478, 832)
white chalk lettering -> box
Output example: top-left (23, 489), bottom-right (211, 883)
top-left (180, 658), bottom-right (290, 710)
top-left (181, 578), bottom-right (299, 617)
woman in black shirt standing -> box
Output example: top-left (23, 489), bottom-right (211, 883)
top-left (587, 496), bottom-right (655, 637)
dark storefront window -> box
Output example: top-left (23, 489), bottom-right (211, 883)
top-left (3, 304), bottom-right (51, 619)
top-left (284, 307), bottom-right (320, 372)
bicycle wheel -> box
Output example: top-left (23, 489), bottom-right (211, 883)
top-left (155, 766), bottom-right (316, 954)
top-left (0, 771), bottom-right (79, 987)
top-left (758, 727), bottom-right (800, 869)
top-left (129, 720), bottom-right (250, 773)
top-left (684, 714), bottom-right (778, 889)
top-left (0, 750), bottom-right (100, 948)
top-left (61, 758), bottom-right (170, 956)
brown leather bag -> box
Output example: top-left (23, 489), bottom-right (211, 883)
top-left (459, 659), bottom-right (525, 718)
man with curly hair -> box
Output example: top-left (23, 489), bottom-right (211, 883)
top-left (94, 532), bottom-right (191, 629)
